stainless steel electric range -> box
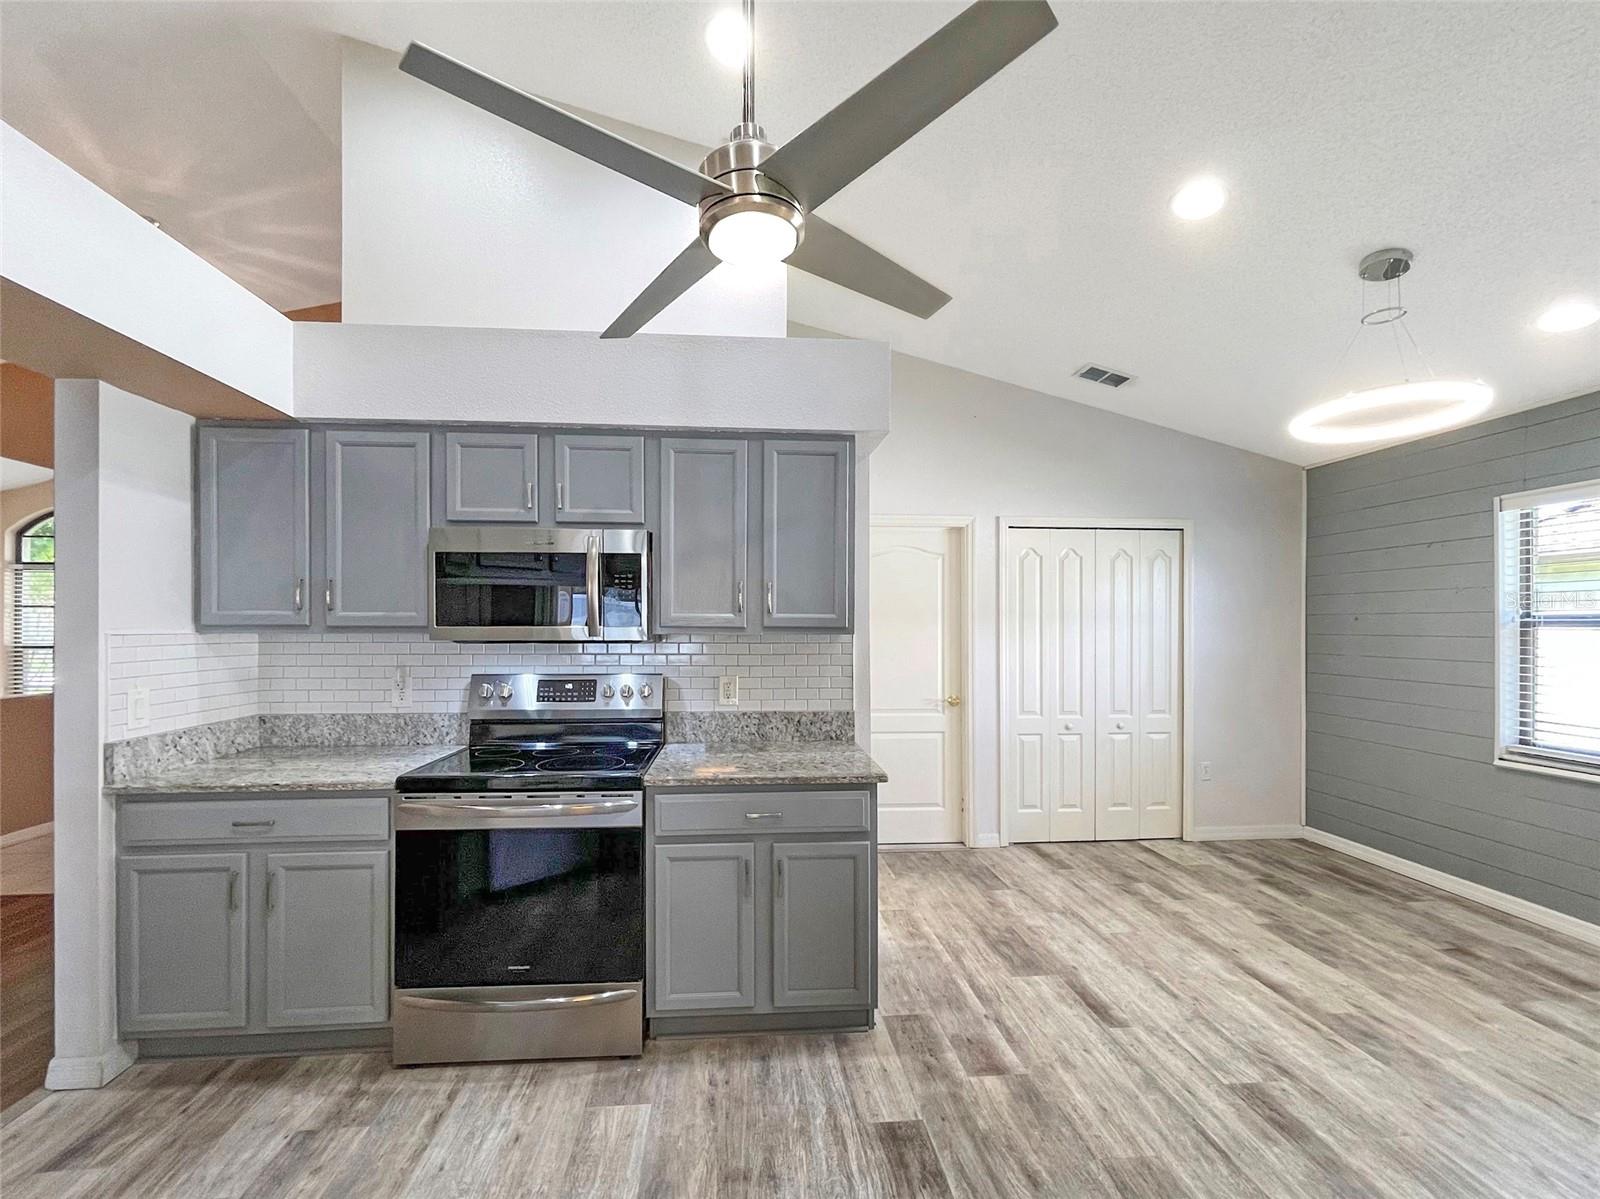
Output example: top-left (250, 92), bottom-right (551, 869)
top-left (390, 672), bottom-right (663, 1067)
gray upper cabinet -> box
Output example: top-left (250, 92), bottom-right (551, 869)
top-left (118, 853), bottom-right (248, 1033)
top-left (265, 851), bottom-right (389, 1028)
top-left (658, 438), bottom-right (749, 629)
top-left (763, 440), bottom-right (851, 629)
top-left (323, 429), bottom-right (431, 626)
top-left (554, 433), bottom-right (646, 524)
top-left (444, 430), bottom-right (539, 522)
top-left (771, 841), bottom-right (872, 1009)
top-left (652, 842), bottom-right (756, 1012)
top-left (197, 426), bottom-right (310, 626)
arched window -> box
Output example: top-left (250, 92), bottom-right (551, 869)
top-left (8, 513), bottom-right (53, 695)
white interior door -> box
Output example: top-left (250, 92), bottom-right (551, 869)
top-left (1003, 526), bottom-right (1182, 843)
top-left (870, 525), bottom-right (965, 844)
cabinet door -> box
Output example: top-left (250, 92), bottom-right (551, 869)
top-left (763, 440), bottom-right (851, 628)
top-left (324, 429), bottom-right (431, 625)
top-left (265, 851), bottom-right (389, 1027)
top-left (771, 841), bottom-right (872, 1009)
top-left (118, 853), bottom-right (247, 1032)
top-left (444, 430), bottom-right (538, 522)
top-left (652, 843), bottom-right (755, 1012)
top-left (197, 426), bottom-right (310, 625)
top-left (554, 434), bottom-right (645, 523)
top-left (658, 438), bottom-right (748, 629)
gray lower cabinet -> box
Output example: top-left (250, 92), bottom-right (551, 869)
top-left (323, 429), bottom-right (431, 625)
top-left (196, 427), bottom-right (310, 626)
top-left (658, 437), bottom-right (749, 629)
top-left (118, 853), bottom-right (248, 1033)
top-left (762, 439), bottom-right (851, 629)
top-left (265, 851), bottom-right (389, 1027)
top-left (443, 430), bottom-right (539, 521)
top-left (554, 433), bottom-right (646, 523)
top-left (652, 842), bottom-right (756, 1011)
top-left (772, 841), bottom-right (872, 1008)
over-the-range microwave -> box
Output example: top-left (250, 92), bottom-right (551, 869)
top-left (427, 526), bottom-right (650, 642)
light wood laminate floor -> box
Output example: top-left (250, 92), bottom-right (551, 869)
top-left (3, 840), bottom-right (1597, 1198)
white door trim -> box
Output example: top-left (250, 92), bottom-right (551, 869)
top-left (871, 516), bottom-right (977, 847)
top-left (999, 517), bottom-right (1196, 845)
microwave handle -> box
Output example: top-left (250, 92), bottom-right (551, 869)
top-left (585, 534), bottom-right (602, 639)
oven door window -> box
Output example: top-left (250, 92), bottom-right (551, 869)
top-left (395, 829), bottom-right (643, 989)
top-left (433, 550), bottom-right (589, 631)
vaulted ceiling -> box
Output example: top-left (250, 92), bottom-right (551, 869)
top-left (3, 1), bottom-right (1597, 463)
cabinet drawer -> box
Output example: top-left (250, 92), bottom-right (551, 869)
top-left (653, 791), bottom-right (870, 836)
top-left (120, 795), bottom-right (390, 847)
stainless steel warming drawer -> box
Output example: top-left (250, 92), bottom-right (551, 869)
top-left (651, 790), bottom-right (871, 836)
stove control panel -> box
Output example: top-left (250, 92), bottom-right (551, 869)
top-left (468, 672), bottom-right (664, 716)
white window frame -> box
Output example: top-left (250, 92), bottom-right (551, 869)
top-left (1493, 478), bottom-right (1600, 782)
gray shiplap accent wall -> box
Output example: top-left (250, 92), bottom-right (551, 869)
top-left (1305, 388), bottom-right (1600, 926)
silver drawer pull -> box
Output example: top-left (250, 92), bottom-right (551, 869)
top-left (398, 988), bottom-right (637, 1013)
top-left (231, 819), bottom-right (277, 829)
top-left (227, 869), bottom-right (240, 911)
top-left (401, 799), bottom-right (638, 817)
top-left (744, 811), bottom-right (784, 820)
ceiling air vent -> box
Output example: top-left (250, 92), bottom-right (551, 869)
top-left (1075, 364), bottom-right (1134, 388)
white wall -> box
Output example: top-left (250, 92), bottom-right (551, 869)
top-left (98, 394), bottom-right (194, 632)
top-left (1, 123), bottom-right (292, 412)
top-left (871, 353), bottom-right (1304, 840)
top-left (340, 41), bottom-right (784, 338)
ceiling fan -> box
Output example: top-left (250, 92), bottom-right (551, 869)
top-left (399, 0), bottom-right (1058, 338)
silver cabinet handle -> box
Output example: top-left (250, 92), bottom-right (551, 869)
top-left (400, 798), bottom-right (638, 817)
top-left (398, 988), bottom-right (637, 1013)
top-left (766, 579), bottom-right (774, 616)
top-left (267, 871), bottom-right (277, 913)
top-left (584, 534), bottom-right (602, 639)
top-left (293, 577), bottom-right (304, 612)
top-left (743, 857), bottom-right (752, 897)
top-left (231, 819), bottom-right (276, 829)
top-left (556, 480), bottom-right (565, 510)
top-left (526, 480), bottom-right (536, 510)
top-left (777, 857), bottom-right (785, 898)
top-left (736, 578), bottom-right (744, 615)
top-left (325, 578), bottom-right (334, 612)
top-left (227, 869), bottom-right (240, 911)
top-left (744, 811), bottom-right (783, 821)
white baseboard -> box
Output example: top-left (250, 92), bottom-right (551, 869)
top-left (0, 821), bottom-right (52, 848)
top-left (45, 1042), bottom-right (136, 1091)
top-left (969, 833), bottom-right (1000, 848)
top-left (1302, 827), bottom-right (1600, 949)
top-left (1189, 824), bottom-right (1305, 841)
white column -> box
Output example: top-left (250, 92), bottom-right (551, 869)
top-left (47, 378), bottom-right (136, 1090)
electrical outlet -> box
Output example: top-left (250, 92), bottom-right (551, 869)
top-left (390, 666), bottom-right (410, 709)
top-left (126, 684), bottom-right (151, 732)
top-left (718, 676), bottom-right (739, 707)
top-left (1198, 761), bottom-right (1213, 782)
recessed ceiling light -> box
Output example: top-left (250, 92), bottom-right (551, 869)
top-left (1536, 298), bottom-right (1600, 334)
top-left (1170, 175), bottom-right (1227, 221)
top-left (1288, 379), bottom-right (1494, 445)
top-left (705, 10), bottom-right (750, 70)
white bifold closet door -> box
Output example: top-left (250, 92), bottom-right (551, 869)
top-left (1005, 528), bottom-right (1181, 842)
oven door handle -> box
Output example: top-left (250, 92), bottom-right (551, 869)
top-left (399, 798), bottom-right (639, 817)
top-left (397, 988), bottom-right (639, 1013)
top-left (584, 533), bottom-right (603, 639)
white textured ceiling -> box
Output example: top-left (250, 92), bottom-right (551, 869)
top-left (3, 1), bottom-right (1598, 464)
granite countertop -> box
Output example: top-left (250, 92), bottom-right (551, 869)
top-left (106, 745), bottom-right (460, 796)
top-left (644, 741), bottom-right (887, 788)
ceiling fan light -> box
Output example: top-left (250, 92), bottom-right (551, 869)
top-left (1288, 379), bottom-right (1494, 445)
top-left (706, 208), bottom-right (800, 266)
top-left (705, 10), bottom-right (751, 70)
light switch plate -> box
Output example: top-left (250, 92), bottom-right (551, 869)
top-left (1198, 761), bottom-right (1213, 782)
top-left (718, 676), bottom-right (739, 707)
top-left (126, 684), bottom-right (151, 733)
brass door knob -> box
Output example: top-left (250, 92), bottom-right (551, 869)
top-left (945, 695), bottom-right (962, 706)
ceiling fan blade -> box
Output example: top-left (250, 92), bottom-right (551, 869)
top-left (789, 216), bottom-right (949, 319)
top-left (399, 43), bottom-right (728, 208)
top-left (760, 2), bottom-right (1057, 210)
top-left (601, 240), bottom-right (720, 339)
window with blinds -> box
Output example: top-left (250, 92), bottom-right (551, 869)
top-left (8, 513), bottom-right (54, 696)
top-left (1495, 480), bottom-right (1600, 775)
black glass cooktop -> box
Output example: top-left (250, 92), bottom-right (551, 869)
top-left (397, 723), bottom-right (662, 794)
